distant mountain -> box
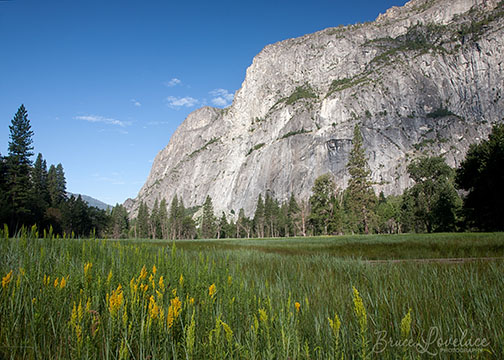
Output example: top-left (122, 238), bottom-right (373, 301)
top-left (67, 192), bottom-right (112, 211)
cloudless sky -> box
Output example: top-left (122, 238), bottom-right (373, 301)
top-left (0, 0), bottom-right (406, 206)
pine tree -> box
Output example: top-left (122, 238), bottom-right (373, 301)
top-left (31, 153), bottom-right (49, 224)
top-left (200, 195), bottom-right (216, 239)
top-left (309, 174), bottom-right (339, 235)
top-left (344, 124), bottom-right (376, 234)
top-left (110, 204), bottom-right (129, 239)
top-left (181, 215), bottom-right (197, 239)
top-left (263, 194), bottom-right (281, 237)
top-left (47, 163), bottom-right (67, 207)
top-left (61, 195), bottom-right (90, 237)
top-left (137, 201), bottom-right (150, 238)
top-left (217, 212), bottom-right (228, 239)
top-left (6, 105), bottom-right (35, 226)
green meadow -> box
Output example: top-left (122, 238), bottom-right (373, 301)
top-left (1, 231), bottom-right (503, 359)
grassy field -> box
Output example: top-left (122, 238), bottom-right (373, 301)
top-left (170, 232), bottom-right (504, 259)
top-left (1, 230), bottom-right (503, 359)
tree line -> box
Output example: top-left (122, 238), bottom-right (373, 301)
top-left (2, 104), bottom-right (502, 238)
top-left (125, 123), bottom-right (503, 239)
top-left (0, 105), bottom-right (110, 237)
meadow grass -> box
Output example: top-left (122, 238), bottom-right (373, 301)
top-left (171, 232), bottom-right (504, 259)
top-left (1, 230), bottom-right (503, 359)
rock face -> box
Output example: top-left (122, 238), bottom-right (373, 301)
top-left (126, 0), bottom-right (504, 217)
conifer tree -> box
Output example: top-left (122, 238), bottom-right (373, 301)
top-left (6, 104), bottom-right (34, 226)
top-left (309, 173), bottom-right (339, 235)
top-left (200, 195), bottom-right (216, 239)
top-left (169, 195), bottom-right (187, 239)
top-left (109, 204), bottom-right (129, 239)
top-left (137, 201), bottom-right (150, 238)
top-left (47, 163), bottom-right (67, 207)
top-left (217, 212), bottom-right (228, 239)
top-left (344, 124), bottom-right (376, 234)
top-left (263, 194), bottom-right (281, 237)
top-left (31, 153), bottom-right (49, 223)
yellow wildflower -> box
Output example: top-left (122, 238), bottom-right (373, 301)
top-left (167, 306), bottom-right (174, 328)
top-left (352, 286), bottom-right (367, 331)
top-left (70, 302), bottom-right (78, 326)
top-left (152, 265), bottom-right (157, 275)
top-left (400, 308), bottom-right (412, 339)
top-left (107, 270), bottom-right (113, 284)
top-left (189, 297), bottom-right (195, 305)
top-left (83, 262), bottom-right (92, 276)
top-left (108, 284), bottom-right (124, 315)
top-left (179, 273), bottom-right (184, 287)
top-left (352, 286), bottom-right (368, 359)
top-left (60, 276), bottom-right (67, 289)
top-left (130, 277), bottom-right (138, 294)
top-left (166, 296), bottom-right (182, 328)
top-left (258, 308), bottom-right (268, 323)
top-left (328, 313), bottom-right (341, 339)
top-left (208, 283), bottom-right (216, 298)
top-left (295, 301), bottom-right (301, 313)
top-left (122, 306), bottom-right (129, 327)
top-left (54, 278), bottom-right (59, 288)
top-left (186, 311), bottom-right (196, 357)
top-left (139, 265), bottom-right (147, 280)
top-left (85, 297), bottom-right (91, 313)
top-left (253, 315), bottom-right (259, 333)
top-left (32, 297), bottom-right (36, 304)
top-left (149, 274), bottom-right (156, 290)
top-left (77, 299), bottom-right (83, 322)
top-left (148, 295), bottom-right (160, 319)
top-left (2, 270), bottom-right (13, 288)
top-left (220, 320), bottom-right (233, 344)
top-left (158, 276), bottom-right (165, 292)
top-left (170, 296), bottom-right (182, 317)
top-left (172, 287), bottom-right (177, 297)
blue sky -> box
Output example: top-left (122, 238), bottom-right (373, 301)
top-left (0, 0), bottom-right (406, 206)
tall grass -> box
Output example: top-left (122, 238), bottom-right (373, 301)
top-left (1, 230), bottom-right (502, 359)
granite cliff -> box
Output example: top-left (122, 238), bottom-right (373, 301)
top-left (125, 0), bottom-right (504, 217)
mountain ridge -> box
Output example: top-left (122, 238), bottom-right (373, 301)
top-left (67, 192), bottom-right (112, 211)
top-left (125, 0), bottom-right (504, 217)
